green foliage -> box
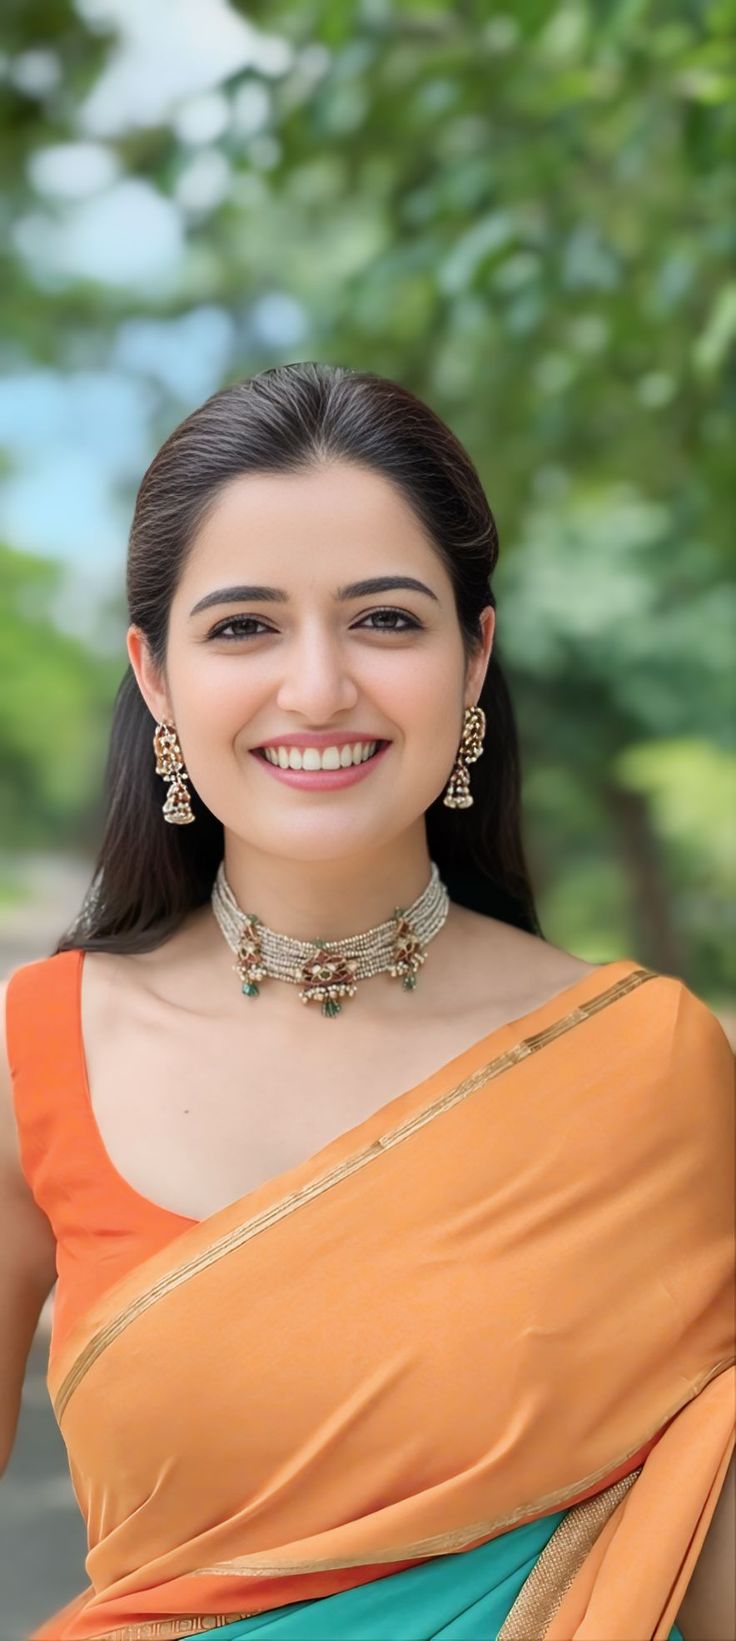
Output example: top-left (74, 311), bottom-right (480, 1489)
top-left (0, 543), bottom-right (117, 846)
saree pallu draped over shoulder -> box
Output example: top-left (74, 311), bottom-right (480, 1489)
top-left (34, 961), bottom-right (735, 1641)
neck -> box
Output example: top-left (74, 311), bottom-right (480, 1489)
top-left (219, 828), bottom-right (434, 941)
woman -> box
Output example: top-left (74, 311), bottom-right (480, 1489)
top-left (1, 363), bottom-right (733, 1641)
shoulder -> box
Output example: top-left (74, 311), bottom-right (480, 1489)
top-left (1, 949), bottom-right (81, 1099)
top-left (578, 959), bottom-right (735, 1085)
top-left (453, 907), bottom-right (733, 1035)
top-left (627, 967), bottom-right (735, 1079)
top-left (4, 947), bottom-right (79, 1001)
top-left (665, 970), bottom-right (735, 1054)
top-left (450, 912), bottom-right (733, 1104)
top-left (445, 905), bottom-right (601, 1007)
top-left (592, 969), bottom-right (735, 1193)
top-left (655, 974), bottom-right (735, 1140)
top-left (3, 949), bottom-right (81, 1046)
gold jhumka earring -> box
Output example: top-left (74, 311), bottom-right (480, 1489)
top-left (442, 704), bottom-right (486, 808)
top-left (153, 719), bottom-right (196, 824)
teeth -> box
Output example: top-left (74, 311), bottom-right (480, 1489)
top-left (261, 741), bottom-right (379, 770)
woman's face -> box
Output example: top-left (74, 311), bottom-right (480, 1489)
top-left (128, 460), bottom-right (494, 865)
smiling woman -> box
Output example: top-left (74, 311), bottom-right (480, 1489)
top-left (2, 363), bottom-right (734, 1641)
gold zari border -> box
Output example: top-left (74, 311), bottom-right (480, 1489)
top-left (87, 1619), bottom-right (259, 1640)
top-left (495, 1470), bottom-right (639, 1634)
top-left (497, 1469), bottom-right (641, 1639)
top-left (54, 966), bottom-right (656, 1423)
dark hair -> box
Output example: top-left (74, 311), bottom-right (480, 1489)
top-left (55, 362), bottom-right (543, 954)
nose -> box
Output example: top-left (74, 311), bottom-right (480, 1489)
top-left (274, 625), bottom-right (359, 721)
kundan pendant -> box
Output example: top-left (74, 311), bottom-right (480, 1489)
top-left (298, 940), bottom-right (360, 1017)
top-left (389, 907), bottom-right (427, 991)
top-left (235, 914), bottom-right (268, 998)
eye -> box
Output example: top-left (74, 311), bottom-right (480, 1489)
top-left (206, 608), bottom-right (423, 641)
top-left (354, 608), bottom-right (423, 633)
top-left (207, 615), bottom-right (273, 640)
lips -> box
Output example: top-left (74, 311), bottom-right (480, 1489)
top-left (254, 740), bottom-right (388, 761)
top-left (250, 739), bottom-right (392, 788)
top-left (254, 736), bottom-right (390, 752)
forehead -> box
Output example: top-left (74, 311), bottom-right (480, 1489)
top-left (180, 461), bottom-right (443, 579)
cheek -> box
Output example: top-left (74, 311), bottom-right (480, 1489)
top-left (388, 665), bottom-right (463, 807)
top-left (175, 653), bottom-right (262, 733)
top-left (398, 661), bottom-right (461, 744)
top-left (166, 659), bottom-right (260, 805)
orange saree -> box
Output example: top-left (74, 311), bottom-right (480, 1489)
top-left (7, 953), bottom-right (735, 1641)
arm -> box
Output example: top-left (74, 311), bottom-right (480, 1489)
top-left (675, 1450), bottom-right (735, 1641)
top-left (0, 978), bottom-right (58, 1477)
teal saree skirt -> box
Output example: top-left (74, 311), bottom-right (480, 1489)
top-left (192, 1506), bottom-right (685, 1640)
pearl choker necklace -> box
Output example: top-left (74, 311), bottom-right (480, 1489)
top-left (210, 860), bottom-right (450, 1018)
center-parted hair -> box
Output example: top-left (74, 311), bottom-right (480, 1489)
top-left (55, 361), bottom-right (543, 953)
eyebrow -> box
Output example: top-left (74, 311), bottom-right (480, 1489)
top-left (189, 576), bottom-right (440, 618)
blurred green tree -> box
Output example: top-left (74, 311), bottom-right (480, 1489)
top-left (0, 542), bottom-right (118, 849)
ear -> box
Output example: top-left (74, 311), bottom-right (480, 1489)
top-left (127, 625), bottom-right (173, 725)
top-left (465, 605), bottom-right (495, 709)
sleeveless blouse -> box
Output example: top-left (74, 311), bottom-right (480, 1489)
top-left (6, 948), bottom-right (198, 1367)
